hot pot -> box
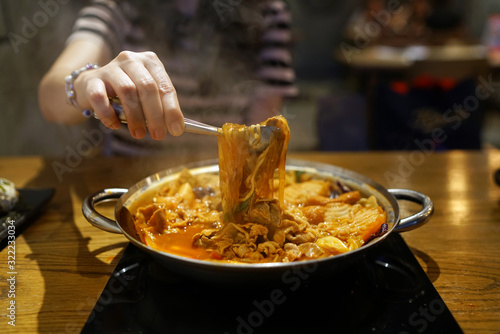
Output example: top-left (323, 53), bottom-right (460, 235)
top-left (82, 159), bottom-right (433, 284)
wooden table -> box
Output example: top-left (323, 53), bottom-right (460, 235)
top-left (1, 150), bottom-right (499, 333)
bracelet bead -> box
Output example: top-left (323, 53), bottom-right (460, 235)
top-left (65, 63), bottom-right (99, 117)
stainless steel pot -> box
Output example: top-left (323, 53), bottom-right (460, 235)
top-left (82, 159), bottom-right (433, 284)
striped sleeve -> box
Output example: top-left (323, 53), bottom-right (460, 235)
top-left (256, 1), bottom-right (298, 97)
top-left (65, 0), bottom-right (131, 56)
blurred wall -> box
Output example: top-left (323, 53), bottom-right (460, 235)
top-left (288, 1), bottom-right (363, 80)
top-left (466, 0), bottom-right (500, 40)
top-left (0, 0), bottom-right (92, 157)
top-left (0, 0), bottom-right (497, 157)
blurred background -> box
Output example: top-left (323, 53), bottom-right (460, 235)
top-left (1, 0), bottom-right (500, 156)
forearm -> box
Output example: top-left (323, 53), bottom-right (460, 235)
top-left (38, 38), bottom-right (112, 124)
top-left (39, 67), bottom-right (85, 124)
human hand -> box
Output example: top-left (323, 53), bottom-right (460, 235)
top-left (74, 51), bottom-right (184, 140)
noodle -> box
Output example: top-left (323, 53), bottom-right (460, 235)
top-left (217, 116), bottom-right (289, 223)
top-left (130, 116), bottom-right (387, 263)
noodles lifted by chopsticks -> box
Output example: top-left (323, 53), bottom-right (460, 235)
top-left (131, 115), bottom-right (387, 263)
top-left (217, 115), bottom-right (289, 224)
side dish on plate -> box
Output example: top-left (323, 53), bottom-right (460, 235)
top-left (0, 178), bottom-right (18, 213)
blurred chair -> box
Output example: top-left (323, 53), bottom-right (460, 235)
top-left (372, 73), bottom-right (485, 150)
top-left (317, 93), bottom-right (368, 151)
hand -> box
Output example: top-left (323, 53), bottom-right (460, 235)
top-left (74, 51), bottom-right (184, 140)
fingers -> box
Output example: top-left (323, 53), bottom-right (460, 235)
top-left (85, 77), bottom-right (121, 130)
top-left (81, 51), bottom-right (184, 139)
top-left (164, 93), bottom-right (184, 137)
top-left (111, 66), bottom-right (147, 139)
top-left (142, 52), bottom-right (184, 137)
top-left (115, 52), bottom-right (158, 139)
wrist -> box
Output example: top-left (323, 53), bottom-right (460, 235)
top-left (65, 63), bottom-right (99, 118)
top-left (72, 70), bottom-right (94, 113)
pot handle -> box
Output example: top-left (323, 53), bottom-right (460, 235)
top-left (388, 189), bottom-right (434, 232)
top-left (82, 188), bottom-right (128, 234)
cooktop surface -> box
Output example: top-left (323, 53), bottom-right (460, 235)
top-left (82, 233), bottom-right (462, 333)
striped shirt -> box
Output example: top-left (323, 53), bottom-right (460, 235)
top-left (67, 0), bottom-right (297, 156)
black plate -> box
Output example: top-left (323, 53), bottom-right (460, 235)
top-left (0, 188), bottom-right (55, 250)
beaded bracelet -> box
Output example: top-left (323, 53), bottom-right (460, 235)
top-left (65, 63), bottom-right (99, 118)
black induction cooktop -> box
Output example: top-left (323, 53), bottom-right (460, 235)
top-left (82, 233), bottom-right (462, 333)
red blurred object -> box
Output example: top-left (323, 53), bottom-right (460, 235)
top-left (409, 74), bottom-right (457, 91)
top-left (390, 81), bottom-right (409, 95)
top-left (412, 74), bottom-right (436, 89)
top-left (438, 77), bottom-right (457, 91)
